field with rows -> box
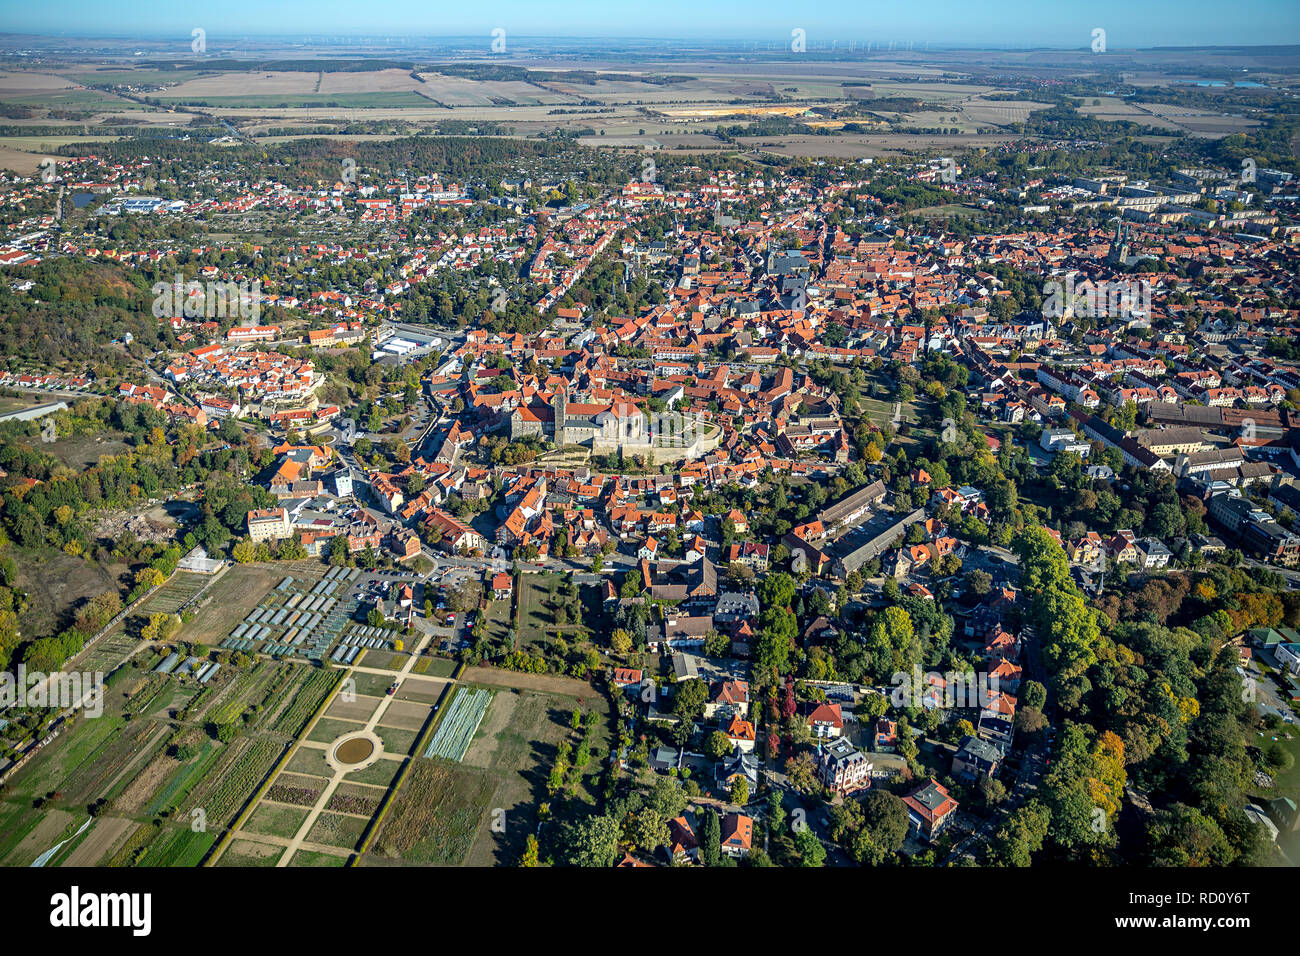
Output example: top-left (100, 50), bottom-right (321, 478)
top-left (0, 644), bottom-right (346, 868)
top-left (423, 686), bottom-right (494, 761)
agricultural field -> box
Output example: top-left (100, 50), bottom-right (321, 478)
top-left (461, 685), bottom-right (612, 866)
top-left (179, 562), bottom-right (307, 647)
top-left (0, 654), bottom-right (339, 867)
top-left (342, 665), bottom-right (613, 867)
top-left (422, 686), bottom-right (494, 761)
top-left (365, 758), bottom-right (496, 865)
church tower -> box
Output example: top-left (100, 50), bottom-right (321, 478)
top-left (551, 387), bottom-right (567, 443)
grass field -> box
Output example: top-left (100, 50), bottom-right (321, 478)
top-left (179, 562), bottom-right (292, 646)
top-left (244, 802), bottom-right (312, 839)
top-left (13, 547), bottom-right (129, 647)
top-left (306, 810), bottom-right (371, 850)
top-left (463, 685), bottom-right (611, 866)
top-left (288, 848), bottom-right (349, 866)
top-left (368, 758), bottom-right (496, 864)
top-left (216, 838), bottom-right (283, 867)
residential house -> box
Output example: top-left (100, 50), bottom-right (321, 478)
top-left (902, 779), bottom-right (960, 841)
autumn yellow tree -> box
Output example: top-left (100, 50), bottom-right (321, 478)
top-left (1086, 731), bottom-right (1127, 824)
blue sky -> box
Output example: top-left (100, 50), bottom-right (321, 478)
top-left (1, 0), bottom-right (1297, 47)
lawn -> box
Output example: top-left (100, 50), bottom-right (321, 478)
top-left (413, 655), bottom-right (459, 678)
top-left (285, 746), bottom-right (334, 778)
top-left (308, 716), bottom-right (367, 744)
top-left (345, 757), bottom-right (402, 787)
top-left (374, 724), bottom-right (420, 757)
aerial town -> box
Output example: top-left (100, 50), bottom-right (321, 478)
top-left (0, 11), bottom-right (1296, 893)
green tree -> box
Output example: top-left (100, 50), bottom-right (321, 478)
top-left (793, 828), bottom-right (826, 866)
top-left (698, 809), bottom-right (721, 866)
top-left (557, 814), bottom-right (620, 867)
top-left (673, 678), bottom-right (708, 720)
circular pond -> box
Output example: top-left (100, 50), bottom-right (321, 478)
top-left (335, 737), bottom-right (375, 765)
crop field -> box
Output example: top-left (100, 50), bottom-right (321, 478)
top-left (243, 802), bottom-right (311, 839)
top-left (0, 642), bottom-right (348, 868)
top-left (265, 773), bottom-right (326, 807)
top-left (75, 571), bottom-right (212, 674)
top-left (462, 685), bottom-right (612, 866)
top-left (136, 826), bottom-right (219, 867)
top-left (326, 782), bottom-right (384, 816)
top-left (366, 758), bottom-right (496, 865)
top-left (185, 737), bottom-right (288, 827)
top-left (422, 686), bottom-right (494, 761)
top-left (305, 811), bottom-right (370, 850)
top-left (272, 669), bottom-right (345, 737)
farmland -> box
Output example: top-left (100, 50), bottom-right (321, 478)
top-left (0, 653), bottom-right (345, 867)
top-left (0, 48), bottom-right (1271, 178)
top-left (366, 758), bottom-right (496, 864)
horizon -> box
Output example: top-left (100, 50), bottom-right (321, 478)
top-left (0, 0), bottom-right (1298, 49)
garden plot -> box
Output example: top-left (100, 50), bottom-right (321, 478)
top-left (367, 758), bottom-right (495, 865)
top-left (423, 686), bottom-right (494, 762)
top-left (376, 699), bottom-right (432, 732)
top-left (216, 838), bottom-right (283, 867)
top-left (244, 802), bottom-right (311, 839)
top-left (324, 694), bottom-right (381, 724)
top-left (306, 811), bottom-right (370, 850)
